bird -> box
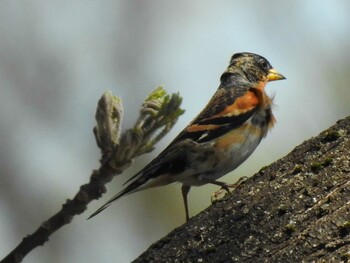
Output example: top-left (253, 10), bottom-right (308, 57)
top-left (89, 52), bottom-right (286, 221)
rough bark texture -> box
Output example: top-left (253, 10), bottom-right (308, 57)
top-left (134, 116), bottom-right (350, 263)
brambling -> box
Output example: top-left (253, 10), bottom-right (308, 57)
top-left (89, 52), bottom-right (285, 221)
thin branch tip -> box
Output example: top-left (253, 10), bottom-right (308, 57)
top-left (1, 87), bottom-right (184, 263)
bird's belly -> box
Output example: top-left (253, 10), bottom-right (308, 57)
top-left (214, 124), bottom-right (264, 176)
top-left (179, 120), bottom-right (267, 186)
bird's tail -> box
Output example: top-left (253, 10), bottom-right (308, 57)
top-left (88, 177), bottom-right (144, 219)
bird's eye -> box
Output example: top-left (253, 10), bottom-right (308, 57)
top-left (261, 59), bottom-right (270, 69)
top-left (260, 59), bottom-right (269, 70)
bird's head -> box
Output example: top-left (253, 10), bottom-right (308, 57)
top-left (222, 52), bottom-right (285, 85)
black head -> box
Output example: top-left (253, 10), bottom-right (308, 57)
top-left (222, 52), bottom-right (285, 84)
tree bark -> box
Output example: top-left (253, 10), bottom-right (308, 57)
top-left (133, 116), bottom-right (350, 263)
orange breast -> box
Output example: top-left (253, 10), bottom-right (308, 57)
top-left (215, 123), bottom-right (262, 150)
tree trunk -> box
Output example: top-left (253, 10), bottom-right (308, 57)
top-left (133, 116), bottom-right (350, 263)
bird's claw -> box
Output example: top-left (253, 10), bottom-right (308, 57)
top-left (211, 176), bottom-right (248, 203)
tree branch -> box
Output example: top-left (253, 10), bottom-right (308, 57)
top-left (133, 116), bottom-right (350, 263)
top-left (1, 87), bottom-right (184, 263)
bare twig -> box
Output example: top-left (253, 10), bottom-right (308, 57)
top-left (1, 87), bottom-right (184, 263)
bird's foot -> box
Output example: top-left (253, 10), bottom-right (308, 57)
top-left (211, 176), bottom-right (248, 203)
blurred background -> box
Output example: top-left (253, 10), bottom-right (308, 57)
top-left (0, 1), bottom-right (349, 262)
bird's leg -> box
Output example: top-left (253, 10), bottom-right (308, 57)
top-left (202, 178), bottom-right (231, 192)
top-left (181, 185), bottom-right (191, 222)
top-left (208, 176), bottom-right (248, 203)
top-left (223, 176), bottom-right (248, 191)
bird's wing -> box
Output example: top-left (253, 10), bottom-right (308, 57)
top-left (172, 79), bottom-right (259, 143)
top-left (125, 76), bottom-right (260, 185)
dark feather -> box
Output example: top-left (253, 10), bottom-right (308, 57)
top-left (180, 110), bottom-right (257, 143)
top-left (171, 73), bottom-right (253, 143)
